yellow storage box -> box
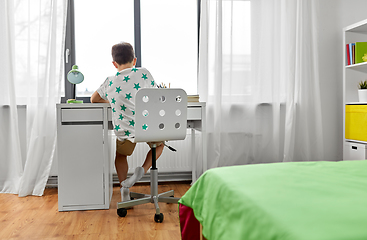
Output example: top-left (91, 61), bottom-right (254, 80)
top-left (345, 105), bottom-right (367, 142)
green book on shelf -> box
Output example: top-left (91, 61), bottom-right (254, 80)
top-left (355, 42), bottom-right (367, 64)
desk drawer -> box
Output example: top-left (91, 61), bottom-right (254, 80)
top-left (61, 109), bottom-right (103, 122)
top-left (187, 107), bottom-right (202, 120)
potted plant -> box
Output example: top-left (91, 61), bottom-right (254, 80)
top-left (358, 80), bottom-right (367, 102)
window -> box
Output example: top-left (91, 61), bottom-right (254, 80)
top-left (63, 0), bottom-right (198, 102)
top-left (74, 0), bottom-right (134, 98)
top-left (207, 0), bottom-right (251, 99)
top-left (140, 0), bottom-right (198, 95)
top-left (222, 0), bottom-right (251, 96)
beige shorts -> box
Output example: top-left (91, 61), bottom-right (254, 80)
top-left (116, 139), bottom-right (164, 156)
top-left (116, 139), bottom-right (137, 156)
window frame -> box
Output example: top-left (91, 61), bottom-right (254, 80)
top-left (62, 0), bottom-right (201, 103)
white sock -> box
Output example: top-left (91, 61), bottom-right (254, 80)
top-left (120, 187), bottom-right (130, 202)
top-left (121, 167), bottom-right (145, 188)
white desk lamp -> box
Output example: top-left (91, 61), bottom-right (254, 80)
top-left (67, 65), bottom-right (84, 103)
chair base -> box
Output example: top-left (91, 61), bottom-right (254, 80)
top-left (116, 169), bottom-right (180, 222)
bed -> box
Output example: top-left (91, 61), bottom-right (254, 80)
top-left (178, 160), bottom-right (367, 240)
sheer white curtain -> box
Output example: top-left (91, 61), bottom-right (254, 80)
top-left (0, 0), bottom-right (67, 196)
top-left (198, 0), bottom-right (324, 169)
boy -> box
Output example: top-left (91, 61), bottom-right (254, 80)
top-left (91, 42), bottom-right (164, 202)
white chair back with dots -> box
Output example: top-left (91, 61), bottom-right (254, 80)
top-left (134, 88), bottom-right (187, 143)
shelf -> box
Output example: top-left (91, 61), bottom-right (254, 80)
top-left (343, 19), bottom-right (367, 160)
top-left (346, 139), bottom-right (367, 144)
top-left (346, 102), bottom-right (367, 105)
top-left (344, 19), bottom-right (367, 32)
top-left (345, 61), bottom-right (367, 72)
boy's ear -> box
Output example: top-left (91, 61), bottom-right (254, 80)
top-left (133, 58), bottom-right (137, 66)
top-left (112, 61), bottom-right (118, 69)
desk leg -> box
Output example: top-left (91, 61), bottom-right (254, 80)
top-left (202, 129), bottom-right (207, 173)
top-left (191, 128), bottom-right (196, 183)
top-left (202, 105), bottom-right (207, 173)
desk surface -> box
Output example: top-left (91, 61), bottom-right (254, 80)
top-left (58, 102), bottom-right (205, 129)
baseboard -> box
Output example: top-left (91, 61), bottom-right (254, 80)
top-left (46, 171), bottom-right (192, 188)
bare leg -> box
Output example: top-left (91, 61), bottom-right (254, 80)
top-left (115, 151), bottom-right (128, 184)
top-left (115, 151), bottom-right (131, 202)
top-left (120, 143), bottom-right (165, 188)
top-left (142, 143), bottom-right (164, 173)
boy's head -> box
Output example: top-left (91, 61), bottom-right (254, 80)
top-left (111, 42), bottom-right (136, 66)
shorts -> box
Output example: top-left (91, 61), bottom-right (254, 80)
top-left (116, 139), bottom-right (136, 156)
top-left (116, 139), bottom-right (164, 156)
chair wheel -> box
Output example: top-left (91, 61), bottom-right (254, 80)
top-left (154, 213), bottom-right (164, 223)
top-left (117, 208), bottom-right (127, 217)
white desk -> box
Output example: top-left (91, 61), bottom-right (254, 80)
top-left (187, 102), bottom-right (207, 182)
top-left (56, 102), bottom-right (206, 211)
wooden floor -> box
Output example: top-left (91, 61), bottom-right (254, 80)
top-left (0, 182), bottom-right (191, 240)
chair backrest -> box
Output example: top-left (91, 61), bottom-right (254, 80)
top-left (134, 88), bottom-right (187, 143)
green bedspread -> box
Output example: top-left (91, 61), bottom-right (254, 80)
top-left (178, 160), bottom-right (367, 240)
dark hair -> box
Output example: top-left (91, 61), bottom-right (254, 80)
top-left (111, 42), bottom-right (135, 65)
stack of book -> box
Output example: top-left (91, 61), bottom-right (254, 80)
top-left (188, 95), bottom-right (200, 102)
top-left (346, 42), bottom-right (367, 65)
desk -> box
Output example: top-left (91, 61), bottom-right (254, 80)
top-left (186, 102), bottom-right (207, 182)
top-left (57, 102), bottom-right (206, 211)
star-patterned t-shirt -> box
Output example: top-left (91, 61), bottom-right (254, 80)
top-left (96, 67), bottom-right (156, 142)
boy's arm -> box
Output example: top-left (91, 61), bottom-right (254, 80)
top-left (91, 91), bottom-right (109, 103)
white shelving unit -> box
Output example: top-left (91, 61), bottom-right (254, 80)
top-left (343, 19), bottom-right (367, 160)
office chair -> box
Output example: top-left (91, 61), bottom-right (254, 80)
top-left (117, 88), bottom-right (187, 223)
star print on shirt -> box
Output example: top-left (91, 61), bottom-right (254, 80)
top-left (134, 83), bottom-right (141, 90)
top-left (111, 98), bottom-right (116, 104)
top-left (109, 80), bottom-right (113, 86)
top-left (123, 76), bottom-right (130, 82)
top-left (112, 108), bottom-right (116, 113)
top-left (142, 124), bottom-right (148, 130)
top-left (124, 130), bottom-right (131, 136)
top-left (132, 111), bottom-right (135, 115)
top-left (115, 125), bottom-right (121, 131)
top-left (125, 93), bottom-right (132, 100)
top-left (151, 80), bottom-right (155, 86)
top-left (142, 73), bottom-right (148, 80)
top-left (121, 105), bottom-right (127, 111)
top-left (131, 68), bottom-right (138, 72)
top-left (129, 120), bottom-right (135, 126)
top-left (116, 86), bottom-right (122, 93)
top-left (116, 72), bottom-right (121, 76)
top-left (119, 114), bottom-right (124, 120)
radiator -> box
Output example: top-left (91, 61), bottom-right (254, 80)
top-left (46, 130), bottom-right (200, 187)
top-left (108, 129), bottom-right (200, 175)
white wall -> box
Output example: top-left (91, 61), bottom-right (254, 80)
top-left (317, 0), bottom-right (367, 160)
